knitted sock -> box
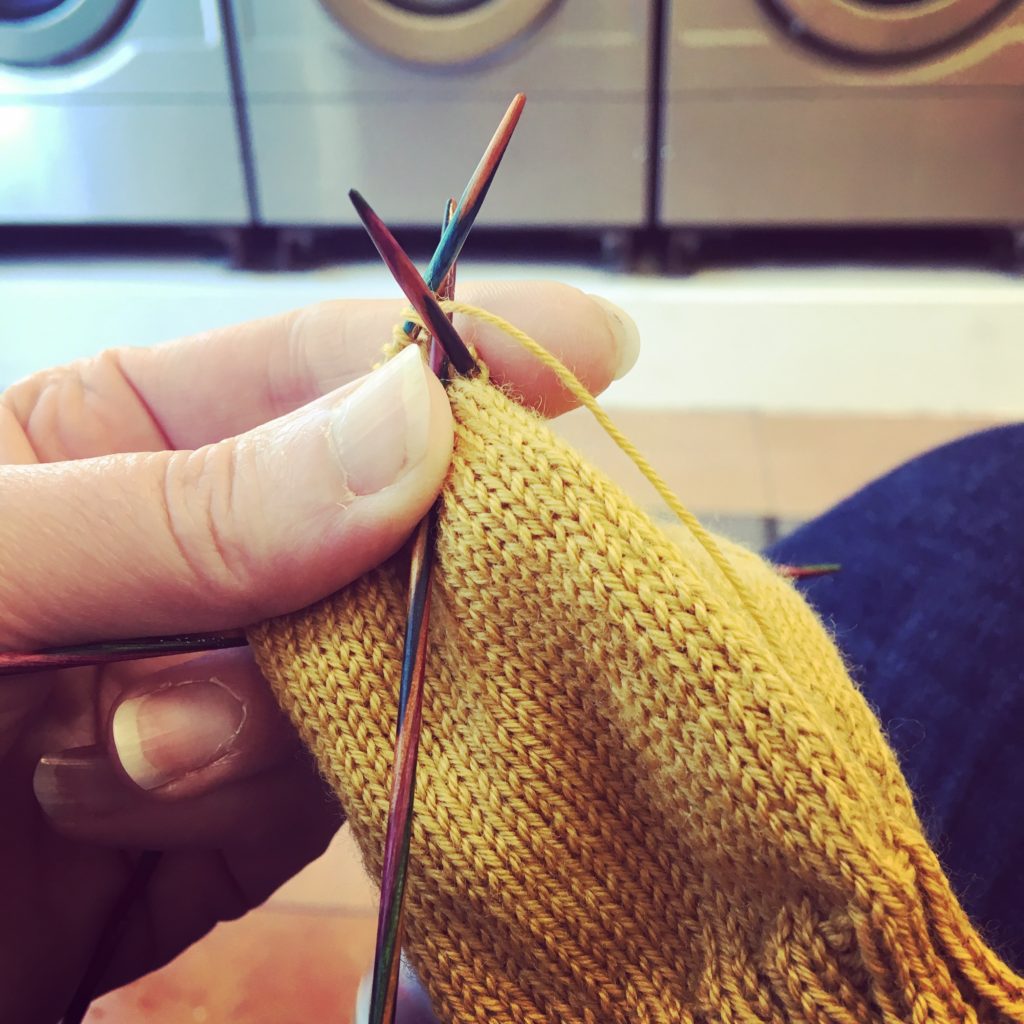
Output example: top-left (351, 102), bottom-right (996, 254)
top-left (250, 371), bottom-right (1024, 1024)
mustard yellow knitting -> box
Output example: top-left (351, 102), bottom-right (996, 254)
top-left (250, 342), bottom-right (1024, 1024)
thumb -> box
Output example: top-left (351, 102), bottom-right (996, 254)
top-left (0, 345), bottom-right (452, 649)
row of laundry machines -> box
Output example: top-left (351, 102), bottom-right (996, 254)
top-left (1, 0), bottom-right (1022, 232)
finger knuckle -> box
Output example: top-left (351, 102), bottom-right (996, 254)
top-left (3, 362), bottom-right (89, 459)
top-left (160, 441), bottom-right (258, 611)
top-left (3, 348), bottom-right (165, 462)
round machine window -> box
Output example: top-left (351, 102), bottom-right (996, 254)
top-left (0, 0), bottom-right (67, 20)
top-left (320, 0), bottom-right (559, 67)
top-left (0, 0), bottom-right (135, 66)
top-left (764, 0), bottom-right (1022, 61)
top-left (385, 0), bottom-right (492, 14)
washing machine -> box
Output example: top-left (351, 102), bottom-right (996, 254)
top-left (661, 0), bottom-right (1024, 225)
top-left (0, 0), bottom-right (248, 224)
top-left (229, 0), bottom-right (652, 227)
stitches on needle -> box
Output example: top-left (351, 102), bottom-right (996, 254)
top-left (400, 301), bottom-right (767, 638)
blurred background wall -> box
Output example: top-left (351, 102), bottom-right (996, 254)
top-left (1, 0), bottom-right (1022, 261)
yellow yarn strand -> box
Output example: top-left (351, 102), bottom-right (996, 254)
top-left (398, 300), bottom-right (768, 637)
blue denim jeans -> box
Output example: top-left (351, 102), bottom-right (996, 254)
top-left (768, 424), bottom-right (1024, 971)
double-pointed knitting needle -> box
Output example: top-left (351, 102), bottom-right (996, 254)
top-left (0, 629), bottom-right (247, 676)
top-left (416, 92), bottom-right (525, 298)
top-left (350, 190), bottom-right (477, 378)
top-left (1, 96), bottom-right (527, 679)
top-left (48, 95), bottom-right (523, 1024)
top-left (360, 197), bottom-right (467, 1024)
top-left (56, 196), bottom-right (471, 1022)
top-left (776, 563), bottom-right (842, 579)
top-left (359, 100), bottom-right (528, 1016)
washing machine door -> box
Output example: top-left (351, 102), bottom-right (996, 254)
top-left (319, 0), bottom-right (560, 67)
top-left (0, 0), bottom-right (135, 67)
top-left (764, 0), bottom-right (1022, 60)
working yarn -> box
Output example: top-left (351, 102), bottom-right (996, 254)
top-left (250, 309), bottom-right (1024, 1024)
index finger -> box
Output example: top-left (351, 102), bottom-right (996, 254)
top-left (114, 284), bottom-right (638, 452)
top-left (115, 280), bottom-right (639, 450)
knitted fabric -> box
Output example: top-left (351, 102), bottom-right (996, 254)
top-left (250, 371), bottom-right (1024, 1024)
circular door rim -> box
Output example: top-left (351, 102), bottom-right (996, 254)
top-left (319, 0), bottom-right (560, 67)
top-left (0, 0), bottom-right (134, 67)
top-left (769, 0), bottom-right (1019, 58)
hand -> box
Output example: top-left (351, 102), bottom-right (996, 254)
top-left (0, 281), bottom-right (639, 1024)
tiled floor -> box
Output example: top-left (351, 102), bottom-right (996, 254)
top-left (551, 407), bottom-right (1003, 521)
top-left (85, 405), bottom-right (1008, 1024)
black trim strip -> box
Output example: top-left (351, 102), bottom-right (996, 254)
top-left (646, 0), bottom-right (667, 229)
top-left (217, 0), bottom-right (261, 223)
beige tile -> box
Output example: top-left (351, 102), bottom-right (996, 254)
top-left (269, 826), bottom-right (378, 914)
top-left (550, 408), bottom-right (770, 516)
top-left (549, 407), bottom-right (1008, 524)
top-left (88, 906), bottom-right (376, 1024)
top-left (758, 414), bottom-right (1003, 519)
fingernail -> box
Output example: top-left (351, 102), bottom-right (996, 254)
top-left (112, 680), bottom-right (245, 791)
top-left (330, 344), bottom-right (432, 496)
top-left (588, 294), bottom-right (641, 380)
top-left (34, 746), bottom-right (128, 822)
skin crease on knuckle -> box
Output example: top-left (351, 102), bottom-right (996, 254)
top-left (159, 440), bottom-right (260, 616)
top-left (4, 350), bottom-right (162, 461)
top-left (3, 367), bottom-right (84, 461)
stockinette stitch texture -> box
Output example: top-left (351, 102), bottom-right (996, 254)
top-left (250, 363), bottom-right (1024, 1024)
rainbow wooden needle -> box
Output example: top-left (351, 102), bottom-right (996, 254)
top-left (51, 95), bottom-right (527, 1024)
top-left (2, 95), bottom-right (529, 680)
top-left (365, 199), bottom-right (462, 1024)
top-left (0, 629), bottom-right (247, 676)
top-left (776, 563), bottom-right (842, 579)
top-left (421, 92), bottom-right (525, 294)
top-left (350, 189), bottom-right (478, 378)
